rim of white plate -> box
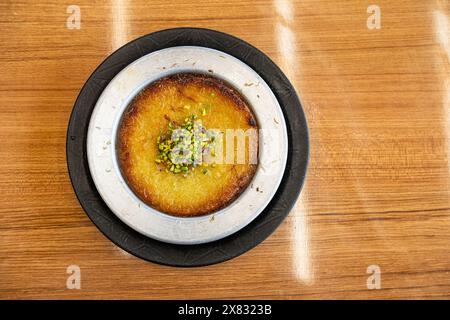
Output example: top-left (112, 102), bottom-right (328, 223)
top-left (86, 46), bottom-right (288, 245)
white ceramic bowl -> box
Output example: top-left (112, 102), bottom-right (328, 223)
top-left (86, 46), bottom-right (288, 244)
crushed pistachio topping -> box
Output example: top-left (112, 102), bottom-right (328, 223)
top-left (155, 114), bottom-right (217, 175)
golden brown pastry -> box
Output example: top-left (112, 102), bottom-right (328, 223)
top-left (117, 73), bottom-right (258, 217)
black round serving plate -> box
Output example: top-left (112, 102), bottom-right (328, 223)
top-left (66, 28), bottom-right (309, 267)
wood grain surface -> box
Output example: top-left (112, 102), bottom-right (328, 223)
top-left (1, 0), bottom-right (449, 299)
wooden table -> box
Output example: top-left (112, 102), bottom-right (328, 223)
top-left (1, 0), bottom-right (449, 299)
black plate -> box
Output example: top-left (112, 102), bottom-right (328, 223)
top-left (66, 28), bottom-right (309, 267)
